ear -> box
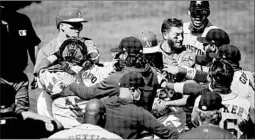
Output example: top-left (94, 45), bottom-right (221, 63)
top-left (162, 32), bottom-right (168, 40)
top-left (188, 10), bottom-right (191, 16)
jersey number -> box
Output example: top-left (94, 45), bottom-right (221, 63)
top-left (223, 119), bottom-right (238, 137)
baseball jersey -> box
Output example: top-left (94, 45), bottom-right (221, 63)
top-left (192, 92), bottom-right (251, 138)
top-left (183, 21), bottom-right (218, 55)
top-left (159, 41), bottom-right (196, 68)
top-left (48, 123), bottom-right (122, 139)
top-left (51, 64), bottom-right (113, 128)
top-left (183, 21), bottom-right (217, 71)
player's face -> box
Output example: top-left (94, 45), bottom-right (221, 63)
top-left (164, 27), bottom-right (183, 50)
top-left (61, 22), bottom-right (83, 37)
top-left (190, 9), bottom-right (208, 27)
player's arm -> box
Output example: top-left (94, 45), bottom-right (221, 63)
top-left (165, 81), bottom-right (209, 96)
top-left (141, 108), bottom-right (180, 139)
top-left (63, 72), bottom-right (117, 100)
top-left (163, 65), bottom-right (209, 83)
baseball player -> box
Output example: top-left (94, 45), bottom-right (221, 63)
top-left (179, 91), bottom-right (236, 139)
top-left (49, 99), bottom-right (122, 139)
top-left (32, 8), bottom-right (96, 118)
top-left (36, 38), bottom-right (113, 128)
top-left (163, 45), bottom-right (255, 121)
top-left (183, 1), bottom-right (218, 55)
top-left (159, 18), bottom-right (196, 68)
top-left (190, 60), bottom-right (252, 138)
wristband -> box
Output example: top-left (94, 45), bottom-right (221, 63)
top-left (174, 82), bottom-right (184, 93)
top-left (186, 67), bottom-right (196, 80)
top-left (47, 55), bottom-right (58, 63)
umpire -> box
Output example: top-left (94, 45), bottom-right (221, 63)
top-left (62, 36), bottom-right (159, 112)
top-left (0, 2), bottom-right (41, 114)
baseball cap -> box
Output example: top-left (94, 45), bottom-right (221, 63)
top-left (141, 31), bottom-right (160, 54)
top-left (198, 91), bottom-right (225, 111)
top-left (119, 71), bottom-right (145, 88)
top-left (110, 36), bottom-right (143, 54)
top-left (197, 29), bottom-right (230, 45)
top-left (56, 8), bottom-right (87, 27)
top-left (189, 1), bottom-right (210, 10)
top-left (209, 44), bottom-right (241, 63)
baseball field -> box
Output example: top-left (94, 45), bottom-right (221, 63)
top-left (20, 1), bottom-right (254, 82)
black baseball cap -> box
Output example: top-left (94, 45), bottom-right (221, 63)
top-left (197, 28), bottom-right (230, 45)
top-left (189, 1), bottom-right (210, 10)
top-left (119, 71), bottom-right (145, 88)
top-left (209, 44), bottom-right (241, 63)
top-left (110, 36), bottom-right (143, 54)
top-left (198, 91), bottom-right (225, 111)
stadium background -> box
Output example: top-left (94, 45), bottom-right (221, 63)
top-left (18, 1), bottom-right (254, 84)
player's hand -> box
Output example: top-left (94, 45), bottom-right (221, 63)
top-left (163, 65), bottom-right (179, 75)
top-left (61, 62), bottom-right (76, 75)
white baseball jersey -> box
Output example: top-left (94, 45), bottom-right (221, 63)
top-left (192, 92), bottom-right (251, 138)
top-left (52, 63), bottom-right (114, 128)
top-left (231, 70), bottom-right (255, 109)
top-left (183, 21), bottom-right (218, 71)
top-left (48, 123), bottom-right (122, 139)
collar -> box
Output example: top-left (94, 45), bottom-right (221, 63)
top-left (211, 87), bottom-right (238, 101)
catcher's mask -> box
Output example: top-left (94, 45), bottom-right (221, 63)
top-left (59, 38), bottom-right (88, 66)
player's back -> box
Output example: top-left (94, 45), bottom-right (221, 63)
top-left (49, 123), bottom-right (122, 139)
top-left (231, 70), bottom-right (255, 108)
top-left (220, 92), bottom-right (251, 138)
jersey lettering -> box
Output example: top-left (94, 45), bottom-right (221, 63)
top-left (81, 71), bottom-right (98, 84)
top-left (223, 119), bottom-right (238, 137)
top-left (222, 104), bottom-right (244, 117)
top-left (239, 72), bottom-right (248, 84)
top-left (184, 44), bottom-right (205, 55)
top-left (69, 134), bottom-right (106, 139)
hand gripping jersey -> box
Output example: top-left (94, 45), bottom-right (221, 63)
top-left (48, 123), bottom-right (122, 139)
top-left (192, 93), bottom-right (251, 138)
top-left (52, 63), bottom-right (114, 128)
top-left (183, 21), bottom-right (217, 71)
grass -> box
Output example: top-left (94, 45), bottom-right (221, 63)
top-left (20, 1), bottom-right (254, 83)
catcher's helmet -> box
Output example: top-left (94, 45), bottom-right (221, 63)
top-left (59, 37), bottom-right (88, 65)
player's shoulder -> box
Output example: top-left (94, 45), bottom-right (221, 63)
top-left (40, 38), bottom-right (58, 51)
top-left (80, 37), bottom-right (96, 48)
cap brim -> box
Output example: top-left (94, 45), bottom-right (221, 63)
top-left (143, 46), bottom-right (159, 54)
top-left (62, 18), bottom-right (88, 22)
top-left (110, 47), bottom-right (122, 52)
top-left (197, 37), bottom-right (210, 44)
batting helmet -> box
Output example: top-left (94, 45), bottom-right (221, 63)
top-left (140, 31), bottom-right (159, 54)
top-left (56, 8), bottom-right (87, 29)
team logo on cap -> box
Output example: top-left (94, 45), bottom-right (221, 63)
top-left (196, 1), bottom-right (202, 5)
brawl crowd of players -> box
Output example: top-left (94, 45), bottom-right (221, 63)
top-left (1, 1), bottom-right (254, 139)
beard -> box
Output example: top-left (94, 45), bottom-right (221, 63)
top-left (167, 39), bottom-right (184, 53)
